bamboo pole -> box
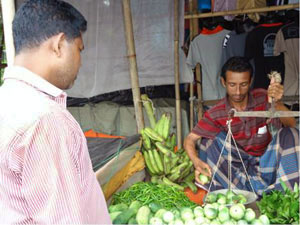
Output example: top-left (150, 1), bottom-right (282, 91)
top-left (174, 0), bottom-right (182, 149)
top-left (184, 3), bottom-right (299, 19)
top-left (188, 0), bottom-right (194, 131)
top-left (1, 0), bottom-right (15, 66)
top-left (196, 64), bottom-right (203, 120)
top-left (122, 0), bottom-right (144, 132)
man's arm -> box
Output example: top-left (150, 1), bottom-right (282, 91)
top-left (275, 101), bottom-right (296, 127)
top-left (183, 132), bottom-right (211, 184)
top-left (268, 80), bottom-right (296, 127)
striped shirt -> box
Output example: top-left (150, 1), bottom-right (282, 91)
top-left (192, 89), bottom-right (282, 156)
top-left (0, 66), bottom-right (111, 224)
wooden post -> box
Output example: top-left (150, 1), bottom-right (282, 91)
top-left (191, 0), bottom-right (203, 121)
top-left (1, 0), bottom-right (15, 66)
top-left (174, 0), bottom-right (182, 149)
top-left (196, 64), bottom-right (203, 120)
top-left (188, 0), bottom-right (194, 131)
top-left (122, 0), bottom-right (145, 132)
top-left (184, 3), bottom-right (299, 19)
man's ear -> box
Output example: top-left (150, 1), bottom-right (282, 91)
top-left (52, 33), bottom-right (66, 58)
top-left (221, 77), bottom-right (226, 88)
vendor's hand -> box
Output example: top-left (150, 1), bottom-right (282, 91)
top-left (268, 76), bottom-right (283, 103)
top-left (193, 158), bottom-right (211, 184)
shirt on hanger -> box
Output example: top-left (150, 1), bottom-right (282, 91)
top-left (187, 25), bottom-right (230, 101)
top-left (245, 23), bottom-right (285, 90)
top-left (213, 0), bottom-right (237, 20)
top-left (221, 30), bottom-right (250, 65)
top-left (274, 21), bottom-right (299, 97)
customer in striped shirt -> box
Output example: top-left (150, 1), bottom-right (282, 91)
top-left (0, 0), bottom-right (111, 224)
top-left (184, 56), bottom-right (299, 195)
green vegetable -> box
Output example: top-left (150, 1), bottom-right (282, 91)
top-left (204, 205), bottom-right (217, 220)
top-left (193, 206), bottom-right (204, 217)
top-left (218, 207), bottom-right (230, 223)
top-left (141, 94), bottom-right (157, 129)
top-left (136, 205), bottom-right (151, 225)
top-left (180, 207), bottom-right (194, 221)
top-left (113, 208), bottom-right (136, 224)
top-left (256, 180), bottom-right (299, 224)
top-left (155, 209), bottom-right (167, 219)
top-left (162, 211), bottom-right (175, 223)
top-left (244, 208), bottom-right (256, 223)
top-left (229, 203), bottom-right (245, 220)
top-left (205, 193), bottom-right (217, 203)
top-left (109, 211), bottom-right (122, 223)
top-left (149, 217), bottom-right (163, 225)
top-left (170, 208), bottom-right (181, 219)
top-left (149, 202), bottom-right (162, 213)
top-left (184, 219), bottom-right (197, 225)
top-left (199, 174), bottom-right (210, 184)
top-left (128, 217), bottom-right (138, 225)
top-left (174, 218), bottom-right (184, 225)
top-left (259, 214), bottom-right (270, 225)
top-left (194, 216), bottom-right (205, 225)
top-left (129, 200), bottom-right (142, 214)
top-left (108, 203), bottom-right (128, 213)
top-left (252, 219), bottom-right (264, 225)
top-left (111, 182), bottom-right (197, 210)
top-left (237, 220), bottom-right (248, 225)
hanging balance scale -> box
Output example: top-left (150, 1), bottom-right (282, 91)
top-left (202, 71), bottom-right (300, 205)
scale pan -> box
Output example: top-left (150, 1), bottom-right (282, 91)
top-left (201, 188), bottom-right (258, 206)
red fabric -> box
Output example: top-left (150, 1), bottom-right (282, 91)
top-left (84, 129), bottom-right (125, 139)
top-left (192, 89), bottom-right (282, 156)
top-left (259, 23), bottom-right (283, 28)
top-left (201, 25), bottom-right (224, 35)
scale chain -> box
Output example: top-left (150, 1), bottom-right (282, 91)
top-left (205, 130), bottom-right (231, 200)
top-left (229, 128), bottom-right (257, 196)
top-left (205, 118), bottom-right (257, 202)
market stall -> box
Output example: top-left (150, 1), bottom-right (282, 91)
top-left (1, 0), bottom-right (299, 224)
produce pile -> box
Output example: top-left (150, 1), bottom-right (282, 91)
top-left (140, 94), bottom-right (197, 192)
top-left (109, 183), bottom-right (270, 225)
top-left (111, 182), bottom-right (197, 210)
top-left (257, 180), bottom-right (299, 224)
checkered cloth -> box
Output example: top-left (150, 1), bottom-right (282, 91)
top-left (198, 127), bottom-right (299, 196)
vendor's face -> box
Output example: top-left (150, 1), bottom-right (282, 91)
top-left (221, 70), bottom-right (252, 104)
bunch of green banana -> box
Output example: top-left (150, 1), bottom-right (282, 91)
top-left (140, 110), bottom-right (197, 193)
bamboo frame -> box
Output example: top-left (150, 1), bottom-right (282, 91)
top-left (174, 0), bottom-right (182, 149)
top-left (122, 0), bottom-right (145, 132)
top-left (184, 3), bottom-right (299, 19)
top-left (188, 0), bottom-right (194, 131)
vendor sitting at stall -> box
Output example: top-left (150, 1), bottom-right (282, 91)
top-left (184, 56), bottom-right (299, 195)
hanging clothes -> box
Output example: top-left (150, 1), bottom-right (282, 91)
top-left (213, 0), bottom-right (237, 21)
top-left (198, 0), bottom-right (211, 11)
top-left (237, 0), bottom-right (267, 22)
top-left (221, 24), bottom-right (255, 66)
top-left (245, 22), bottom-right (285, 90)
top-left (187, 25), bottom-right (230, 101)
top-left (274, 21), bottom-right (299, 97)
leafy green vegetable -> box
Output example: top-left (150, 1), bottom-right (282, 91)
top-left (257, 180), bottom-right (299, 224)
top-left (111, 182), bottom-right (197, 210)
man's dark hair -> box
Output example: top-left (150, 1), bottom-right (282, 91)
top-left (13, 0), bottom-right (87, 54)
top-left (221, 56), bottom-right (253, 81)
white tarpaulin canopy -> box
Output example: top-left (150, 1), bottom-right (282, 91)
top-left (14, 0), bottom-right (192, 98)
top-left (63, 0), bottom-right (191, 98)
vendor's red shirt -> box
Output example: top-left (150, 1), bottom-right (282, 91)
top-left (192, 89), bottom-right (282, 156)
